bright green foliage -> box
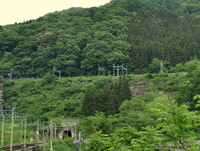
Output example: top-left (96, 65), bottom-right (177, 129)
top-left (82, 112), bottom-right (110, 136)
top-left (43, 139), bottom-right (76, 151)
top-left (168, 63), bottom-right (185, 73)
top-left (176, 60), bottom-right (200, 109)
top-left (2, 76), bottom-right (101, 121)
top-left (85, 94), bottom-right (200, 150)
top-left (148, 58), bottom-right (169, 73)
top-left (130, 126), bottom-right (166, 151)
top-left (2, 65), bottom-right (200, 149)
top-left (150, 96), bottom-right (200, 150)
top-left (0, 122), bottom-right (40, 146)
top-left (118, 96), bottom-right (155, 130)
top-left (87, 126), bottom-right (163, 151)
top-left (87, 126), bottom-right (137, 151)
top-left (194, 94), bottom-right (200, 108)
top-left (148, 72), bottom-right (188, 93)
top-left (41, 73), bottom-right (57, 84)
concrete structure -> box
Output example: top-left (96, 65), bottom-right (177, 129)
top-left (131, 84), bottom-right (147, 96)
top-left (58, 120), bottom-right (79, 139)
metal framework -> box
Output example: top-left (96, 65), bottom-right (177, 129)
top-left (98, 64), bottom-right (105, 76)
top-left (160, 61), bottom-right (164, 73)
top-left (113, 64), bottom-right (127, 76)
top-left (0, 85), bottom-right (56, 151)
top-left (0, 109), bottom-right (54, 151)
top-left (53, 66), bottom-right (61, 78)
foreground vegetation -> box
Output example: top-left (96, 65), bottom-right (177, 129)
top-left (1, 60), bottom-right (200, 150)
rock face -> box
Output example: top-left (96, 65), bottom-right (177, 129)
top-left (58, 120), bottom-right (79, 139)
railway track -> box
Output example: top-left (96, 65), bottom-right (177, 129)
top-left (0, 143), bottom-right (44, 151)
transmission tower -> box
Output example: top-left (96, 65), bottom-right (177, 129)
top-left (113, 64), bottom-right (127, 76)
top-left (53, 66), bottom-right (61, 78)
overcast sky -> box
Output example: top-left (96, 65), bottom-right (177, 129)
top-left (0, 0), bottom-right (111, 26)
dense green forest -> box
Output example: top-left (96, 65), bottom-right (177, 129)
top-left (2, 0), bottom-right (200, 150)
top-left (0, 0), bottom-right (200, 77)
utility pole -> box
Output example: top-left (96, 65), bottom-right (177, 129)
top-left (0, 84), bottom-right (4, 145)
top-left (98, 64), bottom-right (105, 76)
top-left (10, 107), bottom-right (14, 151)
top-left (113, 64), bottom-right (115, 76)
top-left (117, 65), bottom-right (120, 77)
top-left (53, 66), bottom-right (56, 76)
top-left (47, 126), bottom-right (49, 141)
top-left (42, 121), bottom-right (45, 151)
top-left (58, 70), bottom-right (61, 78)
top-left (20, 120), bottom-right (23, 144)
top-left (160, 61), bottom-right (164, 73)
top-left (54, 123), bottom-right (57, 139)
top-left (10, 69), bottom-right (14, 81)
top-left (0, 84), bottom-right (3, 118)
top-left (36, 121), bottom-right (39, 143)
top-left (75, 125), bottom-right (77, 139)
top-left (79, 131), bottom-right (82, 151)
top-left (24, 115), bottom-right (27, 151)
top-left (1, 115), bottom-right (4, 146)
top-left (0, 105), bottom-right (27, 149)
top-left (50, 120), bottom-right (53, 151)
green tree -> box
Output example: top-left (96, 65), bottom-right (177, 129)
top-left (81, 86), bottom-right (97, 116)
top-left (82, 112), bottom-right (110, 136)
top-left (176, 60), bottom-right (200, 109)
top-left (118, 96), bottom-right (155, 130)
top-left (81, 40), bottom-right (111, 75)
top-left (81, 77), bottom-right (131, 116)
top-left (149, 96), bottom-right (199, 149)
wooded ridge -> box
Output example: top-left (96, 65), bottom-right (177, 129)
top-left (0, 0), bottom-right (200, 77)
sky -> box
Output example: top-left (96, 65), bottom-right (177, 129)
top-left (0, 0), bottom-right (111, 26)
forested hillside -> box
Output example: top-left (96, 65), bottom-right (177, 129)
top-left (0, 0), bottom-right (200, 77)
top-left (2, 0), bottom-right (200, 150)
top-left (2, 59), bottom-right (200, 150)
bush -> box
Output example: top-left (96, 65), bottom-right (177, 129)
top-left (41, 73), bottom-right (57, 85)
top-left (42, 139), bottom-right (76, 151)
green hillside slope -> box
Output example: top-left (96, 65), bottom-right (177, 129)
top-left (0, 0), bottom-right (200, 77)
top-left (2, 75), bottom-right (101, 121)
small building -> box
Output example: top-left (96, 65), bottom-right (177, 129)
top-left (58, 120), bottom-right (79, 139)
